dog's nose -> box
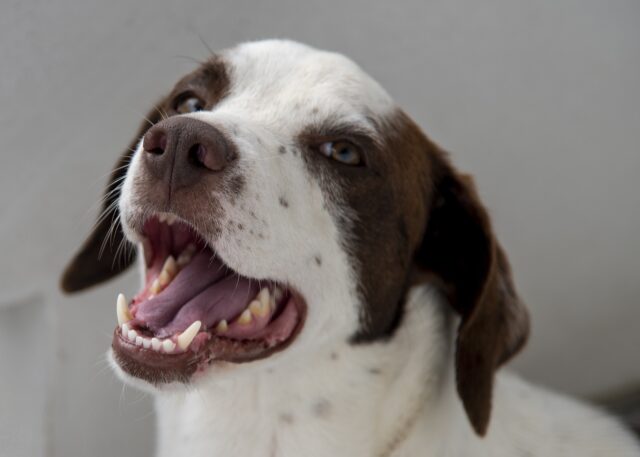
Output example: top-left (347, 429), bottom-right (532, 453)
top-left (141, 116), bottom-right (236, 189)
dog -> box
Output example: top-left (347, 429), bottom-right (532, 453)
top-left (61, 40), bottom-right (640, 456)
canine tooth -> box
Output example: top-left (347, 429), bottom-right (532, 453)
top-left (216, 320), bottom-right (228, 333)
top-left (151, 337), bottom-right (161, 351)
top-left (162, 339), bottom-right (176, 353)
top-left (166, 213), bottom-right (177, 225)
top-left (116, 293), bottom-right (132, 326)
top-left (135, 336), bottom-right (144, 347)
top-left (177, 321), bottom-right (202, 350)
top-left (257, 288), bottom-right (270, 308)
top-left (142, 338), bottom-right (151, 349)
top-left (162, 255), bottom-right (178, 277)
top-left (121, 323), bottom-right (130, 336)
top-left (237, 309), bottom-right (252, 325)
top-left (127, 329), bottom-right (138, 341)
top-left (150, 278), bottom-right (162, 295)
top-left (158, 213), bottom-right (166, 223)
top-left (158, 270), bottom-right (172, 287)
top-left (249, 299), bottom-right (269, 317)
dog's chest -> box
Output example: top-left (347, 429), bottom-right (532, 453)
top-left (152, 337), bottom-right (440, 457)
top-left (155, 359), bottom-right (384, 457)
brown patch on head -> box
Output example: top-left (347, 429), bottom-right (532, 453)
top-left (299, 109), bottom-right (528, 436)
top-left (299, 112), bottom-right (431, 340)
top-left (61, 56), bottom-right (231, 293)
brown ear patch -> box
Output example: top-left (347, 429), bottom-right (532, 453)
top-left (60, 101), bottom-right (167, 293)
top-left (416, 159), bottom-right (529, 436)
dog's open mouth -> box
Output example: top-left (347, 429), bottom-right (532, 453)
top-left (111, 213), bottom-right (306, 384)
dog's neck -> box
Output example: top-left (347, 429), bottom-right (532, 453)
top-left (153, 286), bottom-right (454, 457)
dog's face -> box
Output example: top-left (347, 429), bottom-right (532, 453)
top-left (62, 40), bottom-right (528, 436)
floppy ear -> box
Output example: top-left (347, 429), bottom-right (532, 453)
top-left (415, 155), bottom-right (529, 436)
top-left (60, 102), bottom-right (166, 293)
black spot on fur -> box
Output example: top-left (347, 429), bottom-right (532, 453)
top-left (279, 197), bottom-right (289, 208)
top-left (330, 352), bottom-right (339, 360)
top-left (279, 412), bottom-right (294, 424)
top-left (314, 255), bottom-right (322, 266)
top-left (279, 145), bottom-right (286, 154)
top-left (368, 367), bottom-right (382, 375)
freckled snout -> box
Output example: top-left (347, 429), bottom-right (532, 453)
top-left (142, 116), bottom-right (237, 191)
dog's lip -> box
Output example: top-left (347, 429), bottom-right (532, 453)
top-left (111, 292), bottom-right (307, 384)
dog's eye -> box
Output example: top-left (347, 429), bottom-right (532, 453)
top-left (175, 95), bottom-right (205, 114)
top-left (318, 141), bottom-right (363, 166)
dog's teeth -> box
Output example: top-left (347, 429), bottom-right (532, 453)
top-left (135, 336), bottom-right (144, 347)
top-left (177, 321), bottom-right (201, 350)
top-left (177, 245), bottom-right (196, 267)
top-left (162, 255), bottom-right (178, 277)
top-left (116, 293), bottom-right (132, 326)
top-left (216, 320), bottom-right (228, 333)
top-left (150, 278), bottom-right (162, 295)
top-left (273, 287), bottom-right (284, 302)
top-left (257, 288), bottom-right (270, 308)
top-left (166, 213), bottom-right (177, 225)
top-left (127, 329), bottom-right (138, 342)
top-left (121, 323), bottom-right (130, 337)
top-left (158, 270), bottom-right (171, 288)
top-left (237, 309), bottom-right (252, 325)
top-left (162, 339), bottom-right (176, 353)
top-left (249, 299), bottom-right (269, 317)
top-left (142, 338), bottom-right (151, 349)
top-left (151, 337), bottom-right (161, 351)
top-left (158, 213), bottom-right (166, 223)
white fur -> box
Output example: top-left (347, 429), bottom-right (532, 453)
top-left (114, 40), bottom-right (640, 456)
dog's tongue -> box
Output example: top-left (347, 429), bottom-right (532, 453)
top-left (134, 250), bottom-right (258, 337)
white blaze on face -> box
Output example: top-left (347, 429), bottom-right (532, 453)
top-left (119, 39), bottom-right (398, 364)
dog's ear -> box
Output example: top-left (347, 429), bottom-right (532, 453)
top-left (60, 102), bottom-right (166, 293)
top-left (415, 155), bottom-right (529, 436)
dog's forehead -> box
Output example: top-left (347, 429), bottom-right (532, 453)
top-left (216, 40), bottom-right (396, 130)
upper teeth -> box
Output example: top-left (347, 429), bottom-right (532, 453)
top-left (176, 244), bottom-right (196, 267)
top-left (116, 293), bottom-right (132, 325)
top-left (150, 254), bottom-right (182, 295)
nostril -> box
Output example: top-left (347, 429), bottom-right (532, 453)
top-left (188, 144), bottom-right (208, 168)
top-left (143, 129), bottom-right (167, 155)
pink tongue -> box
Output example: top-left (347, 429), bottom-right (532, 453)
top-left (156, 275), bottom-right (259, 338)
top-left (135, 250), bottom-right (229, 330)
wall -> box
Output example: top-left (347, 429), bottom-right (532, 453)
top-left (1, 0), bottom-right (639, 455)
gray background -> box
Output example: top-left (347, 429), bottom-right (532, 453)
top-left (1, 0), bottom-right (639, 456)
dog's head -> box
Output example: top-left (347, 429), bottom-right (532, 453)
top-left (61, 40), bottom-right (528, 436)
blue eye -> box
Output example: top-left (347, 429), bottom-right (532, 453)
top-left (318, 141), bottom-right (363, 166)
